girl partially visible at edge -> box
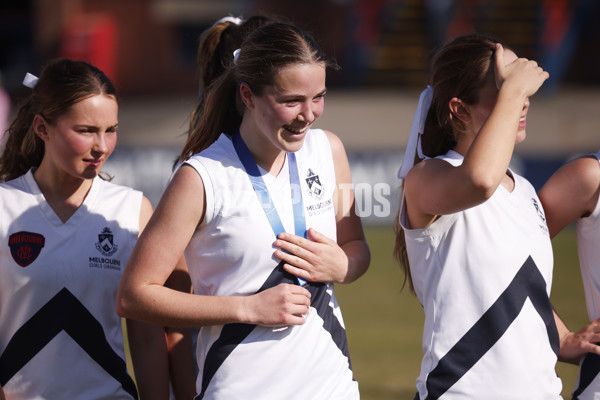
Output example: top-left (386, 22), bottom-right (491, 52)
top-left (117, 22), bottom-right (370, 399)
top-left (0, 59), bottom-right (170, 399)
top-left (539, 152), bottom-right (600, 399)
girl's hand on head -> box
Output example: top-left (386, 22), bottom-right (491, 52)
top-left (494, 43), bottom-right (549, 98)
top-left (274, 228), bottom-right (349, 284)
top-left (244, 283), bottom-right (311, 327)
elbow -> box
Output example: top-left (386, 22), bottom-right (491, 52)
top-left (468, 173), bottom-right (499, 201)
top-left (115, 287), bottom-right (135, 319)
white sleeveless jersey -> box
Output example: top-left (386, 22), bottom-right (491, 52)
top-left (400, 151), bottom-right (562, 399)
top-left (184, 130), bottom-right (358, 400)
top-left (0, 170), bottom-right (142, 400)
top-left (571, 152), bottom-right (600, 400)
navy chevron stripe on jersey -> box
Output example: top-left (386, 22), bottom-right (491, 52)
top-left (307, 282), bottom-right (352, 368)
top-left (197, 261), bottom-right (351, 399)
top-left (0, 287), bottom-right (138, 399)
top-left (424, 256), bottom-right (558, 400)
top-left (573, 352), bottom-right (600, 399)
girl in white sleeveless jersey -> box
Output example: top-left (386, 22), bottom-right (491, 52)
top-left (0, 59), bottom-right (170, 399)
top-left (117, 22), bottom-right (370, 400)
top-left (539, 152), bottom-right (600, 399)
top-left (394, 34), bottom-right (565, 399)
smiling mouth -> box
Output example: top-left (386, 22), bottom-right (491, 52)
top-left (284, 124), bottom-right (309, 134)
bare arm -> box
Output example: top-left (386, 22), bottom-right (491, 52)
top-left (405, 45), bottom-right (549, 229)
top-left (116, 165), bottom-right (311, 328)
top-left (275, 130), bottom-right (370, 284)
top-left (554, 308), bottom-right (600, 364)
top-left (163, 259), bottom-right (196, 400)
top-left (126, 195), bottom-right (170, 399)
top-left (539, 156), bottom-right (600, 238)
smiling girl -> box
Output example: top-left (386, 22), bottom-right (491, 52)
top-left (116, 22), bottom-right (370, 399)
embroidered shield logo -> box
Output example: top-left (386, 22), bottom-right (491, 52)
top-left (95, 227), bottom-right (118, 256)
top-left (8, 231), bottom-right (46, 267)
top-left (531, 198), bottom-right (546, 222)
top-left (305, 169), bottom-right (324, 200)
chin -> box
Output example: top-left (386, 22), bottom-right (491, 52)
top-left (515, 130), bottom-right (526, 144)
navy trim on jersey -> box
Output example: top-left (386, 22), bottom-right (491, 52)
top-left (197, 261), bottom-right (351, 399)
top-left (0, 287), bottom-right (138, 399)
top-left (573, 352), bottom-right (600, 399)
top-left (424, 256), bottom-right (558, 400)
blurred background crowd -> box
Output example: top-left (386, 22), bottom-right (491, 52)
top-left (1, 0), bottom-right (599, 222)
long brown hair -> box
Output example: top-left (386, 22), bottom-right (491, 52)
top-left (0, 58), bottom-right (117, 182)
top-left (393, 33), bottom-right (503, 293)
top-left (186, 15), bottom-right (279, 153)
top-left (180, 22), bottom-right (337, 161)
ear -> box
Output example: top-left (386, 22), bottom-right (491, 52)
top-left (239, 83), bottom-right (254, 110)
top-left (448, 97), bottom-right (471, 123)
top-left (32, 114), bottom-right (49, 141)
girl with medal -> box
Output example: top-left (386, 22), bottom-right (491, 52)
top-left (117, 22), bottom-right (370, 399)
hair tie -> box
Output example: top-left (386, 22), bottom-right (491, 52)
top-left (213, 15), bottom-right (242, 27)
top-left (23, 72), bottom-right (39, 89)
top-left (233, 48), bottom-right (241, 65)
top-left (398, 85), bottom-right (433, 179)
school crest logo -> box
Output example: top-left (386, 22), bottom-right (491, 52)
top-left (95, 227), bottom-right (118, 256)
top-left (8, 231), bottom-right (45, 267)
top-left (305, 169), bottom-right (324, 200)
top-left (531, 198), bottom-right (546, 222)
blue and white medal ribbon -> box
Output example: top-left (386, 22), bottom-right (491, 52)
top-left (232, 132), bottom-right (308, 286)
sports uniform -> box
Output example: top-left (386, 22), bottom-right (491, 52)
top-left (400, 150), bottom-right (563, 399)
top-left (571, 152), bottom-right (600, 400)
top-left (183, 130), bottom-right (358, 399)
top-left (0, 170), bottom-right (141, 400)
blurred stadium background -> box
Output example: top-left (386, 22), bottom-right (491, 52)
top-left (1, 0), bottom-right (599, 398)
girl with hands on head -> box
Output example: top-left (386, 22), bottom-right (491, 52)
top-left (117, 21), bottom-right (369, 399)
top-left (394, 34), bottom-right (560, 399)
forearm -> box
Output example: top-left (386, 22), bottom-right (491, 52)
top-left (463, 89), bottom-right (525, 193)
top-left (126, 320), bottom-right (170, 400)
top-left (118, 285), bottom-right (246, 328)
top-left (166, 327), bottom-right (197, 400)
top-left (338, 239), bottom-right (370, 284)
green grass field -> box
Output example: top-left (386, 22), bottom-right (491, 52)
top-left (336, 225), bottom-right (589, 399)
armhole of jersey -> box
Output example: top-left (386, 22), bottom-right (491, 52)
top-left (184, 158), bottom-right (215, 226)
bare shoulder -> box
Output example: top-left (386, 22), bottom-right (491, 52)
top-left (322, 129), bottom-right (346, 156)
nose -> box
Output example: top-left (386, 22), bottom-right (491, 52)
top-left (297, 101), bottom-right (315, 123)
top-left (92, 133), bottom-right (109, 155)
top-left (523, 97), bottom-right (530, 110)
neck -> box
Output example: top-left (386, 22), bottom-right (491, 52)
top-left (33, 163), bottom-right (93, 223)
top-left (238, 125), bottom-right (286, 176)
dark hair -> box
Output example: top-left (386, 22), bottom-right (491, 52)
top-left (180, 22), bottom-right (337, 160)
top-left (421, 33), bottom-right (502, 158)
top-left (0, 58), bottom-right (117, 182)
top-left (185, 15), bottom-right (279, 154)
top-left (197, 15), bottom-right (278, 94)
top-left (394, 33), bottom-right (504, 293)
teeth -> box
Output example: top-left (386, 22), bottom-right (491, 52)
top-left (285, 125), bottom-right (308, 134)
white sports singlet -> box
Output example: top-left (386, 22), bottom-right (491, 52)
top-left (570, 151), bottom-right (600, 400)
top-left (184, 130), bottom-right (358, 400)
top-left (0, 170), bottom-right (142, 400)
top-left (400, 150), bottom-right (562, 399)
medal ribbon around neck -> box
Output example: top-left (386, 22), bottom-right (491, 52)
top-left (232, 132), bottom-right (308, 286)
